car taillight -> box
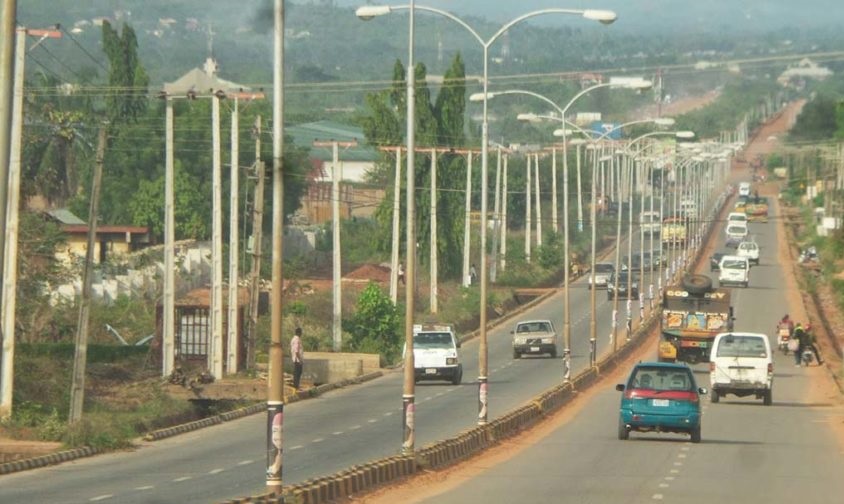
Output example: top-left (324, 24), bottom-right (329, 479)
top-left (709, 362), bottom-right (715, 372)
top-left (768, 363), bottom-right (773, 374)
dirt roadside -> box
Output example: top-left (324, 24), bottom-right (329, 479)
top-left (350, 100), bottom-right (844, 504)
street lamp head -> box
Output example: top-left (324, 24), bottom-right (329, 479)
top-left (568, 138), bottom-right (588, 146)
top-left (469, 92), bottom-right (489, 102)
top-left (553, 128), bottom-right (575, 137)
top-left (517, 112), bottom-right (540, 122)
top-left (609, 77), bottom-right (653, 91)
top-left (675, 131), bottom-right (696, 139)
top-left (355, 5), bottom-right (391, 20)
top-left (583, 9), bottom-right (618, 25)
top-left (653, 117), bottom-right (675, 127)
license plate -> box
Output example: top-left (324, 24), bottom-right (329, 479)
top-left (652, 399), bottom-right (670, 407)
top-left (530, 346), bottom-right (540, 352)
top-left (425, 368), bottom-right (437, 375)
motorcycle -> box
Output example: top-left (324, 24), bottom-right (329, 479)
top-left (776, 323), bottom-right (792, 355)
top-left (802, 347), bottom-right (815, 366)
top-left (799, 246), bottom-right (819, 264)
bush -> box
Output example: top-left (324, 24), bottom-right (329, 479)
top-left (343, 283), bottom-right (402, 364)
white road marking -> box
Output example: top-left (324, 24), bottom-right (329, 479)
top-left (678, 453), bottom-right (687, 458)
top-left (350, 425), bottom-right (361, 430)
top-left (173, 476), bottom-right (192, 482)
top-left (681, 446), bottom-right (690, 451)
top-left (670, 469), bottom-right (680, 474)
top-left (653, 494), bottom-right (664, 500)
top-left (289, 445), bottom-right (303, 450)
top-left (237, 460), bottom-right (253, 466)
top-left (312, 438), bottom-right (325, 443)
top-left (333, 431), bottom-right (344, 435)
top-left (208, 469), bottom-right (224, 475)
top-left (368, 419), bottom-right (377, 423)
top-left (673, 461), bottom-right (683, 466)
top-left (665, 476), bottom-right (675, 481)
top-left (90, 495), bottom-right (114, 501)
top-left (135, 486), bottom-right (155, 491)
top-left (659, 483), bottom-right (670, 488)
top-left (383, 412), bottom-right (393, 417)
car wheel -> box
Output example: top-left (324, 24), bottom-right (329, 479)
top-left (451, 366), bottom-right (462, 385)
top-left (513, 349), bottom-right (520, 359)
top-left (690, 425), bottom-right (701, 444)
top-left (763, 389), bottom-right (772, 406)
top-left (617, 419), bottom-right (629, 440)
top-left (711, 390), bottom-right (720, 403)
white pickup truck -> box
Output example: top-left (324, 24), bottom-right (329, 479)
top-left (411, 324), bottom-right (463, 384)
top-left (512, 319), bottom-right (558, 359)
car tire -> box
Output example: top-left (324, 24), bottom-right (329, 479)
top-left (451, 366), bottom-right (462, 385)
top-left (682, 274), bottom-right (712, 294)
top-left (617, 419), bottom-right (629, 440)
top-left (513, 349), bottom-right (520, 359)
top-left (711, 390), bottom-right (720, 403)
top-left (690, 425), bottom-right (701, 444)
top-left (763, 389), bottom-right (772, 406)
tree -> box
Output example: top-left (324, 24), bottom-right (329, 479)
top-left (343, 283), bottom-right (402, 364)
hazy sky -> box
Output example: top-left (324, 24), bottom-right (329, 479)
top-left (329, 0), bottom-right (843, 33)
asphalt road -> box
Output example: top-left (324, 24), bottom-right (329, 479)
top-left (414, 203), bottom-right (844, 504)
top-left (0, 199), bottom-right (701, 504)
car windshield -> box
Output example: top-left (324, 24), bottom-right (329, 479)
top-left (716, 336), bottom-right (768, 358)
top-left (414, 332), bottom-right (455, 349)
top-left (629, 367), bottom-right (693, 391)
top-left (595, 264), bottom-right (614, 273)
top-left (722, 259), bottom-right (747, 270)
top-left (516, 322), bottom-right (552, 333)
top-left (739, 243), bottom-right (756, 251)
top-left (727, 226), bottom-right (747, 235)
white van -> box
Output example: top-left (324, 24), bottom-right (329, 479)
top-left (725, 222), bottom-right (748, 247)
top-left (709, 332), bottom-right (773, 405)
top-left (639, 211), bottom-right (661, 235)
top-left (718, 255), bottom-right (749, 287)
top-left (409, 324), bottom-right (463, 385)
top-left (727, 212), bottom-right (748, 225)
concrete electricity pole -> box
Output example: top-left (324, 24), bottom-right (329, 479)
top-left (489, 148), bottom-right (501, 282)
top-left (247, 116), bottom-right (264, 370)
top-left (525, 155), bottom-right (532, 262)
top-left (500, 154), bottom-right (508, 273)
top-left (429, 149), bottom-right (438, 312)
top-left (534, 153), bottom-right (542, 247)
top-left (390, 147), bottom-right (401, 303)
top-left (313, 139), bottom-right (357, 351)
top-left (266, 0), bottom-right (285, 493)
top-left (462, 152), bottom-right (473, 287)
top-left (162, 95), bottom-right (175, 377)
top-left (69, 127), bottom-right (107, 424)
top-left (227, 97), bottom-right (240, 373)
top-left (210, 90), bottom-right (225, 379)
top-left (0, 0), bottom-right (17, 311)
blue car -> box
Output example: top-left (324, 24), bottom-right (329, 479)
top-left (616, 361), bottom-right (707, 443)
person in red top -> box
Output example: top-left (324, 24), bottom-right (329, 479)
top-left (291, 327), bottom-right (304, 389)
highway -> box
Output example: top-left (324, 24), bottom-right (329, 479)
top-left (407, 198), bottom-right (844, 504)
top-left (0, 208), bottom-right (687, 503)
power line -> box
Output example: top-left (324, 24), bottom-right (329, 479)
top-left (60, 24), bottom-right (108, 73)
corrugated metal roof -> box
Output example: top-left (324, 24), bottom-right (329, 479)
top-left (46, 208), bottom-right (85, 225)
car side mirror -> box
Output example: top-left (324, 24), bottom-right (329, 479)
top-left (615, 384), bottom-right (625, 392)
top-left (698, 387), bottom-right (708, 395)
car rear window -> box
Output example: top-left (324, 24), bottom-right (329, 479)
top-left (722, 259), bottom-right (747, 270)
top-left (596, 264), bottom-right (614, 273)
top-left (414, 332), bottom-right (454, 349)
top-left (630, 367), bottom-right (693, 391)
top-left (517, 322), bottom-right (551, 333)
top-left (716, 336), bottom-right (768, 358)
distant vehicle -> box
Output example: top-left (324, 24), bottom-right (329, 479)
top-left (738, 182), bottom-right (751, 197)
top-left (607, 270), bottom-right (639, 300)
top-left (616, 361), bottom-right (706, 443)
top-left (719, 255), bottom-right (750, 288)
top-left (659, 274), bottom-right (734, 364)
top-left (736, 241), bottom-right (760, 265)
top-left (410, 324), bottom-right (462, 385)
top-left (589, 262), bottom-right (615, 289)
top-left (511, 319), bottom-right (558, 359)
top-left (745, 196), bottom-right (769, 222)
top-left (624, 252), bottom-right (655, 272)
top-left (661, 216), bottom-right (687, 248)
top-left (709, 332), bottom-right (773, 405)
top-left (725, 222), bottom-right (748, 248)
top-left (639, 211), bottom-right (662, 235)
top-left (727, 212), bottom-right (748, 224)
top-left (710, 251), bottom-right (726, 272)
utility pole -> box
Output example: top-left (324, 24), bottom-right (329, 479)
top-left (210, 90), bottom-right (225, 379)
top-left (0, 0), bottom-right (18, 314)
top-left (430, 149), bottom-right (438, 313)
top-left (534, 153), bottom-right (542, 247)
top-left (462, 152), bottom-right (473, 287)
top-left (525, 155), bottom-right (532, 263)
top-left (162, 94), bottom-right (175, 377)
top-left (551, 148), bottom-right (558, 234)
top-left (390, 147), bottom-right (401, 303)
top-left (227, 96), bottom-right (240, 373)
top-left (313, 139), bottom-right (357, 351)
top-left (500, 154), bottom-right (508, 272)
top-left (69, 127), bottom-right (107, 424)
top-left (2, 25), bottom-right (61, 420)
top-left (489, 148), bottom-right (501, 282)
top-left (247, 116), bottom-right (264, 370)
top-left (266, 0), bottom-right (285, 493)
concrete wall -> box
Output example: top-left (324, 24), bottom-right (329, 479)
top-left (285, 352), bottom-right (381, 385)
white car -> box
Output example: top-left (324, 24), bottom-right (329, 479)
top-left (709, 332), bottom-right (773, 405)
top-left (727, 212), bottom-right (748, 225)
top-left (589, 262), bottom-right (615, 289)
top-left (410, 324), bottom-right (463, 385)
top-left (639, 211), bottom-right (661, 235)
top-left (725, 222), bottom-right (748, 247)
top-left (738, 182), bottom-right (751, 197)
top-left (736, 241), bottom-right (760, 265)
top-left (718, 255), bottom-right (749, 287)
top-left (511, 320), bottom-right (558, 358)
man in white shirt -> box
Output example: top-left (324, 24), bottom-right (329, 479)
top-left (291, 327), bottom-right (304, 389)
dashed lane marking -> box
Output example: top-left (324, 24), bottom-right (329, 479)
top-left (678, 453), bottom-right (687, 458)
top-left (135, 486), bottom-right (155, 491)
top-left (237, 460), bottom-right (253, 466)
top-left (333, 431), bottom-right (344, 435)
top-left (652, 494), bottom-right (664, 500)
top-left (368, 419), bottom-right (378, 423)
top-left (670, 469), bottom-right (680, 474)
top-left (289, 445), bottom-right (303, 450)
top-left (208, 469), bottom-right (224, 475)
top-left (90, 495), bottom-right (114, 502)
top-left (659, 483), bottom-right (670, 488)
top-left (673, 462), bottom-right (683, 466)
top-left (173, 476), bottom-right (192, 482)
top-left (350, 425), bottom-right (361, 430)
top-left (665, 477), bottom-right (675, 481)
top-left (312, 438), bottom-right (325, 443)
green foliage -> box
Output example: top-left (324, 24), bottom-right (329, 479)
top-left (102, 21), bottom-right (148, 124)
top-left (791, 96), bottom-right (841, 141)
top-left (343, 283), bottom-right (401, 364)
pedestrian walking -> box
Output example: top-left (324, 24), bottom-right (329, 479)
top-left (291, 327), bottom-right (304, 389)
top-left (397, 262), bottom-right (405, 285)
top-left (470, 263), bottom-right (477, 285)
